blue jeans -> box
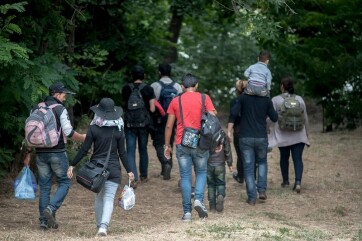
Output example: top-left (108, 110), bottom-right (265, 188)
top-left (239, 137), bottom-right (268, 201)
top-left (95, 180), bottom-right (119, 229)
top-left (125, 127), bottom-right (149, 181)
top-left (207, 164), bottom-right (226, 207)
top-left (279, 143), bottom-right (305, 184)
top-left (36, 152), bottom-right (71, 222)
top-left (176, 144), bottom-right (209, 214)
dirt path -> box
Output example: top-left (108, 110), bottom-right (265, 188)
top-left (0, 121), bottom-right (361, 241)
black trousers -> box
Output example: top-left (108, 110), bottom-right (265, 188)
top-left (152, 122), bottom-right (175, 168)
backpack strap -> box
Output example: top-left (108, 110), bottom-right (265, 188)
top-left (158, 80), bottom-right (175, 88)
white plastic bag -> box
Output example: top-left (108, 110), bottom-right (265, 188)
top-left (118, 179), bottom-right (135, 210)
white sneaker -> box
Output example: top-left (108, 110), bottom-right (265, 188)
top-left (97, 227), bottom-right (107, 236)
top-left (194, 200), bottom-right (208, 218)
top-left (182, 212), bottom-right (192, 222)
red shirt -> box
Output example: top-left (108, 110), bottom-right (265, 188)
top-left (167, 92), bottom-right (215, 144)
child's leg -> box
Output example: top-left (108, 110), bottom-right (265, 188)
top-left (207, 165), bottom-right (216, 210)
top-left (214, 165), bottom-right (226, 212)
top-left (244, 83), bottom-right (268, 97)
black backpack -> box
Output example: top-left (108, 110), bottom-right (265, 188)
top-left (199, 94), bottom-right (226, 152)
top-left (158, 81), bottom-right (178, 112)
top-left (124, 83), bottom-right (150, 128)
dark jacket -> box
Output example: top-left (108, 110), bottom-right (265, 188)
top-left (229, 94), bottom-right (278, 138)
top-left (208, 137), bottom-right (233, 167)
top-left (71, 126), bottom-right (131, 184)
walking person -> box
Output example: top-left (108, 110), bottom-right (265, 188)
top-left (207, 135), bottom-right (233, 212)
top-left (67, 98), bottom-right (134, 236)
top-left (227, 84), bottom-right (278, 205)
top-left (25, 82), bottom-right (86, 230)
top-left (268, 76), bottom-right (309, 193)
top-left (121, 65), bottom-right (155, 187)
top-left (150, 63), bottom-right (182, 180)
top-left (229, 80), bottom-right (258, 183)
top-left (164, 73), bottom-right (217, 221)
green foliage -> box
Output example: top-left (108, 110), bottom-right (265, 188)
top-left (265, 0), bottom-right (362, 130)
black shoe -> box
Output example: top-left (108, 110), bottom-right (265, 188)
top-left (246, 199), bottom-right (256, 206)
top-left (44, 207), bottom-right (58, 229)
top-left (293, 181), bottom-right (301, 193)
top-left (233, 172), bottom-right (244, 184)
top-left (259, 192), bottom-right (267, 200)
top-left (163, 164), bottom-right (171, 180)
top-left (281, 181), bottom-right (290, 188)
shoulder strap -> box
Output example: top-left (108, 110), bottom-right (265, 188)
top-left (104, 128), bottom-right (115, 168)
top-left (178, 95), bottom-right (184, 127)
top-left (201, 94), bottom-right (205, 114)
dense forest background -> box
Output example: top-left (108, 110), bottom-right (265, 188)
top-left (0, 0), bottom-right (361, 179)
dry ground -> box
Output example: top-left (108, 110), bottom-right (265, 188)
top-left (0, 115), bottom-right (361, 241)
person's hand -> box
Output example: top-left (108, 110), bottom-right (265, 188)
top-left (164, 145), bottom-right (172, 160)
top-left (23, 153), bottom-right (31, 166)
top-left (67, 166), bottom-right (74, 179)
top-left (214, 144), bottom-right (223, 153)
top-left (128, 172), bottom-right (135, 181)
top-left (228, 166), bottom-right (234, 173)
top-left (227, 131), bottom-right (233, 143)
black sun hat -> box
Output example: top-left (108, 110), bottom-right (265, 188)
top-left (90, 98), bottom-right (123, 120)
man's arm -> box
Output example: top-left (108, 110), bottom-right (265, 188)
top-left (149, 98), bottom-right (156, 113)
top-left (164, 114), bottom-right (176, 159)
top-left (59, 108), bottom-right (86, 142)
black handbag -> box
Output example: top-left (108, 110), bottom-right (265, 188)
top-left (76, 128), bottom-right (115, 193)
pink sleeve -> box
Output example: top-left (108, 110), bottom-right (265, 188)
top-left (154, 100), bottom-right (166, 116)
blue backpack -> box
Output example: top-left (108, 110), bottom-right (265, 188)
top-left (158, 81), bottom-right (178, 112)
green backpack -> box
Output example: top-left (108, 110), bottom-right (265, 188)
top-left (278, 94), bottom-right (305, 131)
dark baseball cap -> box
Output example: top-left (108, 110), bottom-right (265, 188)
top-left (49, 82), bottom-right (76, 95)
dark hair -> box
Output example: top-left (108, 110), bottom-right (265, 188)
top-left (258, 50), bottom-right (271, 62)
top-left (158, 63), bottom-right (171, 76)
top-left (132, 65), bottom-right (144, 81)
top-left (281, 76), bottom-right (295, 94)
top-left (182, 73), bottom-right (198, 88)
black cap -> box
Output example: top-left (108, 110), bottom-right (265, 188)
top-left (49, 82), bottom-right (75, 95)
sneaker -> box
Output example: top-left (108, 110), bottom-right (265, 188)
top-left (163, 164), bottom-right (171, 180)
top-left (194, 200), bottom-right (208, 218)
top-left (181, 212), bottom-right (192, 222)
top-left (281, 181), bottom-right (290, 188)
top-left (246, 199), bottom-right (256, 206)
top-left (97, 227), bottom-right (107, 236)
top-left (39, 221), bottom-right (48, 231)
top-left (293, 181), bottom-right (301, 194)
top-left (44, 207), bottom-right (58, 229)
top-left (259, 192), bottom-right (267, 200)
top-left (216, 195), bottom-right (224, 212)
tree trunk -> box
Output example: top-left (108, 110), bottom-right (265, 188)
top-left (164, 5), bottom-right (184, 64)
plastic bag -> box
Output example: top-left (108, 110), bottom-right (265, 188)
top-left (14, 166), bottom-right (37, 200)
top-left (118, 179), bottom-right (135, 210)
